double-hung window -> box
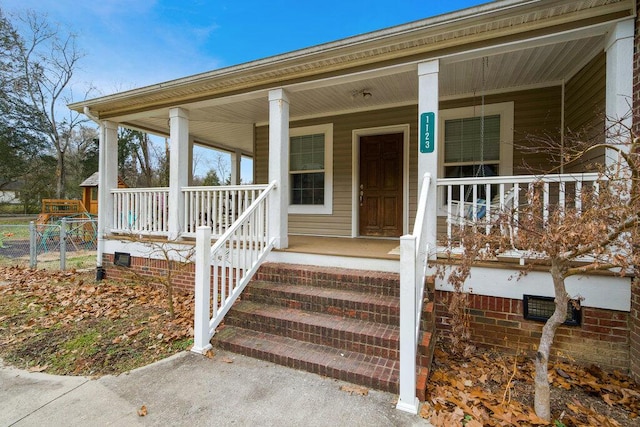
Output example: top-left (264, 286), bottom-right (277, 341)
top-left (444, 114), bottom-right (501, 179)
top-left (439, 102), bottom-right (514, 208)
top-left (288, 123), bottom-right (333, 214)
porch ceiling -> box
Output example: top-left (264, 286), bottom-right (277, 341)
top-left (118, 34), bottom-right (604, 154)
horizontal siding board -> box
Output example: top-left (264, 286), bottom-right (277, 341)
top-left (564, 52), bottom-right (606, 172)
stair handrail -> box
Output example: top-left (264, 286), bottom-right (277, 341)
top-left (192, 180), bottom-right (277, 354)
top-left (397, 172), bottom-right (431, 414)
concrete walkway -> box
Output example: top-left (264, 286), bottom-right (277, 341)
top-left (1, 350), bottom-right (431, 426)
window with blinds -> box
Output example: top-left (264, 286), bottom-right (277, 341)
top-left (290, 133), bottom-right (325, 205)
top-left (444, 114), bottom-right (501, 179)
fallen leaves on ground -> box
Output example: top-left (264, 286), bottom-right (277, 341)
top-left (340, 384), bottom-right (369, 396)
top-left (424, 348), bottom-right (639, 426)
top-left (137, 405), bottom-right (148, 417)
top-left (0, 266), bottom-right (194, 375)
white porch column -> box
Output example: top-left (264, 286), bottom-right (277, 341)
top-left (187, 136), bottom-right (195, 186)
top-left (168, 107), bottom-right (190, 240)
top-left (268, 88), bottom-right (290, 249)
top-left (231, 149), bottom-right (242, 185)
top-left (96, 120), bottom-right (118, 268)
top-left (605, 18), bottom-right (633, 164)
top-left (417, 60), bottom-right (439, 259)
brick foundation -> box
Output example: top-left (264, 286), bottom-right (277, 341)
top-left (101, 254), bottom-right (196, 294)
top-left (631, 278), bottom-right (640, 381)
top-left (100, 252), bottom-right (634, 373)
top-left (435, 290), bottom-right (630, 372)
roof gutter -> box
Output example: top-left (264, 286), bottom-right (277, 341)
top-left (83, 107), bottom-right (100, 123)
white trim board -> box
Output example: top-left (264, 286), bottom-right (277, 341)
top-left (436, 265), bottom-right (631, 312)
top-left (104, 239), bottom-right (195, 262)
top-left (267, 251), bottom-right (400, 273)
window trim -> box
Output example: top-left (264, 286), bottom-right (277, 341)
top-left (288, 123), bottom-right (333, 215)
top-left (438, 102), bottom-right (514, 213)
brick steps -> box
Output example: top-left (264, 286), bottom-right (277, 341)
top-left (226, 300), bottom-right (401, 359)
top-left (253, 263), bottom-right (401, 296)
top-left (215, 327), bottom-right (400, 393)
top-left (244, 281), bottom-right (400, 324)
top-left (212, 263), bottom-right (435, 398)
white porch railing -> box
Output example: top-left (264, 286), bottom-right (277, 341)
top-left (437, 172), bottom-right (602, 243)
top-left (182, 185), bottom-right (268, 238)
top-left (111, 185), bottom-right (268, 237)
top-left (192, 181), bottom-right (277, 353)
top-left (111, 187), bottom-right (170, 235)
top-left (397, 172), bottom-right (431, 414)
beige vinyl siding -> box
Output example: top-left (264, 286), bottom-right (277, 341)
top-left (564, 53), bottom-right (606, 172)
top-left (441, 87), bottom-right (562, 175)
top-left (256, 88), bottom-right (565, 237)
top-left (255, 106), bottom-right (418, 236)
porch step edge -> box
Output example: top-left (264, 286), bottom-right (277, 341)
top-left (213, 326), bottom-right (400, 393)
top-left (255, 262), bottom-right (400, 296)
top-left (244, 281), bottom-right (400, 323)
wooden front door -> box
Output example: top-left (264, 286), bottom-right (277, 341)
top-left (359, 133), bottom-right (403, 237)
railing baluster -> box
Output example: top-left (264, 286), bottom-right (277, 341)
top-left (485, 183), bottom-right (491, 234)
top-left (543, 182), bottom-right (550, 225)
top-left (447, 185), bottom-right (453, 242)
top-left (559, 181), bottom-right (566, 219)
top-left (472, 184), bottom-right (478, 221)
top-left (576, 181), bottom-right (583, 214)
top-left (213, 253), bottom-right (219, 318)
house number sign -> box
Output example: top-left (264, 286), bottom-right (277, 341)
top-left (419, 112), bottom-right (435, 153)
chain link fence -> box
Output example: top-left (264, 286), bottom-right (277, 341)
top-left (0, 218), bottom-right (97, 270)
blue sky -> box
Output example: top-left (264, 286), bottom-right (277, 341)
top-left (2, 0), bottom-right (487, 96)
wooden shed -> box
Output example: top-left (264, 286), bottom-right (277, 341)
top-left (80, 172), bottom-right (127, 215)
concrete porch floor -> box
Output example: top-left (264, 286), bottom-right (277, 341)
top-left (279, 235), bottom-right (401, 260)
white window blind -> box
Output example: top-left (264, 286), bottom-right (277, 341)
top-left (444, 115), bottom-right (500, 164)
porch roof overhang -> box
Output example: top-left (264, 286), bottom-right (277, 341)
top-left (68, 0), bottom-right (634, 154)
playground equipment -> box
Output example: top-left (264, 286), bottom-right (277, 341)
top-left (36, 199), bottom-right (93, 225)
top-left (36, 199), bottom-right (97, 250)
top-left (79, 171), bottom-right (128, 215)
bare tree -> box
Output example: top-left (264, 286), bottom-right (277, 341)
top-left (114, 235), bottom-right (195, 320)
top-left (443, 119), bottom-right (639, 421)
top-left (14, 10), bottom-right (89, 198)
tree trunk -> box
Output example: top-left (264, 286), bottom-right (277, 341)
top-left (56, 151), bottom-right (65, 199)
top-left (533, 260), bottom-right (569, 421)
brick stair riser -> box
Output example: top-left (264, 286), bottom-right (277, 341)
top-left (225, 310), bottom-right (400, 360)
top-left (213, 330), bottom-right (399, 393)
top-left (417, 331), bottom-right (436, 370)
top-left (254, 264), bottom-right (400, 297)
top-left (243, 285), bottom-right (400, 325)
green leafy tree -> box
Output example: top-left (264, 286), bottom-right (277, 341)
top-left (202, 169), bottom-right (221, 186)
top-left (65, 125), bottom-right (98, 198)
top-left (20, 154), bottom-right (57, 213)
top-left (0, 9), bottom-right (48, 192)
